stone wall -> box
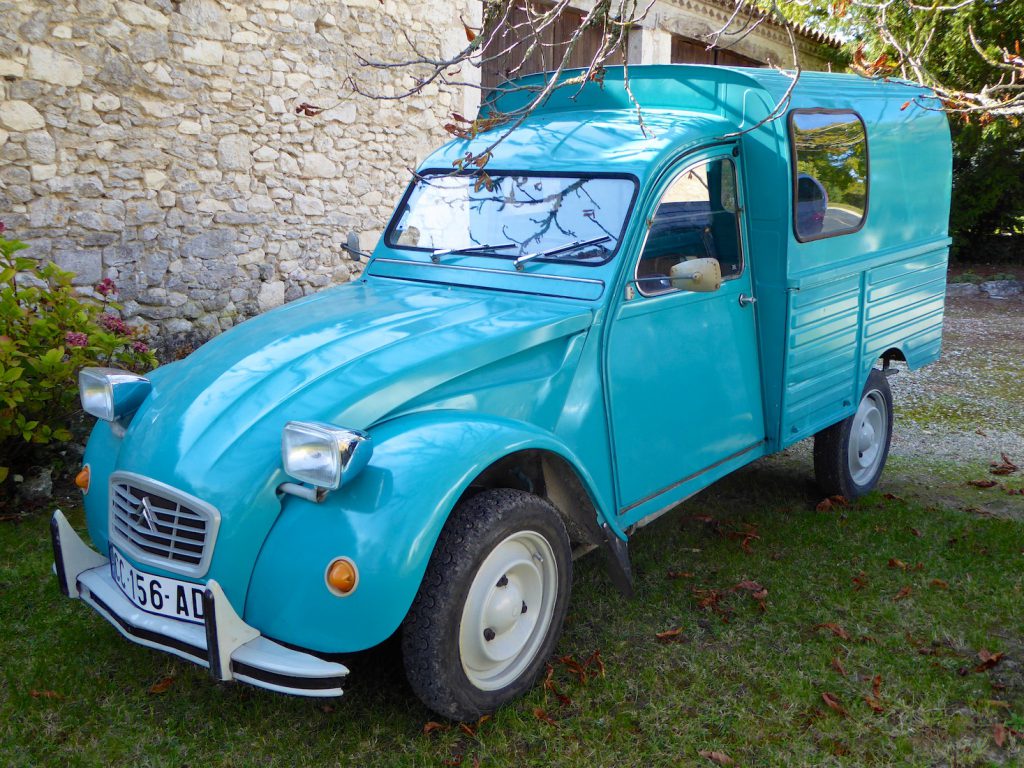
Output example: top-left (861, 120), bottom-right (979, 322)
top-left (0, 0), bottom-right (478, 352)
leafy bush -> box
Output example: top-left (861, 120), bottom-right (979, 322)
top-left (0, 223), bottom-right (156, 484)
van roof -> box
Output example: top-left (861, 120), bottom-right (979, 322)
top-left (422, 64), bottom-right (940, 178)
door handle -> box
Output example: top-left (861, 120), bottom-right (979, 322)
top-left (738, 293), bottom-right (757, 307)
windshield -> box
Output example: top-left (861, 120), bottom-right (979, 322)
top-left (385, 172), bottom-right (637, 265)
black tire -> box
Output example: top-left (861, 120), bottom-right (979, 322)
top-left (813, 369), bottom-right (894, 499)
top-left (401, 488), bottom-right (572, 721)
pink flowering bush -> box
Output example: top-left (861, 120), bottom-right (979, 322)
top-left (0, 224), bottom-right (156, 483)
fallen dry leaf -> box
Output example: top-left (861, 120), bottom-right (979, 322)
top-left (968, 479), bottom-right (999, 488)
top-left (582, 649), bottom-right (605, 678)
top-left (698, 750), bottom-right (735, 766)
top-left (423, 721), bottom-right (448, 735)
top-left (831, 657), bottom-right (848, 677)
top-left (872, 674), bottom-right (882, 699)
top-left (989, 453), bottom-right (1019, 476)
top-left (734, 580), bottom-right (764, 592)
top-left (888, 558), bottom-right (908, 571)
top-left (655, 627), bottom-right (686, 643)
top-left (893, 586), bottom-right (913, 602)
top-left (814, 622), bottom-right (851, 641)
top-left (930, 578), bottom-right (949, 589)
top-left (29, 689), bottom-right (64, 700)
top-left (667, 570), bottom-right (694, 579)
top-left (852, 571), bottom-right (868, 591)
top-left (976, 649), bottom-right (1005, 672)
top-left (994, 722), bottom-right (1007, 748)
top-left (864, 694), bottom-right (885, 713)
top-left (910, 527), bottom-right (922, 537)
top-left (533, 707), bottom-right (557, 725)
top-left (148, 676), bottom-right (174, 695)
top-left (822, 691), bottom-right (848, 717)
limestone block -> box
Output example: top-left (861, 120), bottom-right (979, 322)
top-left (252, 145), bottom-right (279, 162)
top-left (0, 60), bottom-right (25, 78)
top-left (144, 169), bottom-right (168, 189)
top-left (126, 200), bottom-right (165, 225)
top-left (94, 92), bottom-right (121, 111)
top-left (183, 229), bottom-right (234, 259)
top-left (116, 1), bottom-right (170, 28)
top-left (25, 130), bottom-right (56, 164)
top-left (139, 99), bottom-right (177, 118)
top-left (300, 152), bottom-right (336, 178)
top-left (294, 194), bottom-right (324, 215)
top-left (217, 133), bottom-right (252, 170)
top-left (257, 280), bottom-right (286, 310)
top-left (27, 46), bottom-right (84, 87)
top-left (0, 101), bottom-right (46, 131)
top-left (55, 250), bottom-right (103, 285)
top-left (249, 194), bottom-right (275, 212)
top-left (178, 0), bottom-right (231, 40)
top-left (177, 119), bottom-right (202, 134)
top-left (31, 164), bottom-right (57, 181)
top-left (183, 40), bottom-right (225, 66)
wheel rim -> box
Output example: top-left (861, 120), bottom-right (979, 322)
top-left (459, 530), bottom-right (558, 691)
top-left (848, 389), bottom-right (887, 486)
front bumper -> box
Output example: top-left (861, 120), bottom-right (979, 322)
top-left (50, 510), bottom-right (348, 697)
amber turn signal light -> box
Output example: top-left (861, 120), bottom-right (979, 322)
top-left (325, 558), bottom-right (358, 596)
top-left (75, 465), bottom-right (91, 493)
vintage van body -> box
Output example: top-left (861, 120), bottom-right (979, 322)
top-left (51, 65), bottom-right (952, 720)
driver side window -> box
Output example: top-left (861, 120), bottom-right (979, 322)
top-left (635, 157), bottom-right (743, 296)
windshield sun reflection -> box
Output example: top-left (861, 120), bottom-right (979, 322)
top-left (386, 173), bottom-right (636, 266)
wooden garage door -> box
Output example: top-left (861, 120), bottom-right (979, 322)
top-left (671, 34), bottom-right (763, 67)
top-left (481, 2), bottom-right (606, 90)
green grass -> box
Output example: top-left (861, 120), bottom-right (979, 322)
top-left (2, 458), bottom-right (1023, 767)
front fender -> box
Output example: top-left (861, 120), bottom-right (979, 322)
top-left (243, 411), bottom-right (614, 653)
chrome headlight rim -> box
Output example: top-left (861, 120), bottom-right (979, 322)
top-left (281, 421), bottom-right (372, 491)
top-left (78, 367), bottom-right (151, 423)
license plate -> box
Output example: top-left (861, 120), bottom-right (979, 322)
top-left (109, 547), bottom-right (206, 625)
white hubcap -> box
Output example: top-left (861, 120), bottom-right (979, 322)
top-left (459, 530), bottom-right (558, 691)
top-left (848, 389), bottom-right (887, 486)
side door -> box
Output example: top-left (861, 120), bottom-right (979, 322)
top-left (605, 149), bottom-right (766, 521)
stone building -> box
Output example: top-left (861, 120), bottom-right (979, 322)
top-left (0, 0), bottom-right (836, 352)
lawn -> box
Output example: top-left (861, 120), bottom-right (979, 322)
top-left (2, 452), bottom-right (1022, 767)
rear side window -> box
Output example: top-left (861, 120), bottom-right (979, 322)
top-left (790, 110), bottom-right (868, 241)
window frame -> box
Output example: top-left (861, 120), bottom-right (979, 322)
top-left (633, 154), bottom-right (746, 298)
top-left (788, 108), bottom-right (870, 243)
top-left (382, 168), bottom-right (641, 267)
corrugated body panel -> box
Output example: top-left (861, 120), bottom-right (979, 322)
top-left (862, 249), bottom-right (948, 371)
top-left (781, 275), bottom-right (860, 440)
top-left (779, 247), bottom-right (949, 448)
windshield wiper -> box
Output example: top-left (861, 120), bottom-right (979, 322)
top-left (513, 236), bottom-right (612, 271)
top-left (431, 243), bottom-right (517, 263)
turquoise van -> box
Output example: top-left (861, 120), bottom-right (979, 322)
top-left (51, 65), bottom-right (952, 720)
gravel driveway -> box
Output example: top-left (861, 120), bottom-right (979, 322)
top-left (889, 296), bottom-right (1024, 463)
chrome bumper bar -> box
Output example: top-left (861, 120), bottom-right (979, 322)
top-left (50, 510), bottom-right (348, 697)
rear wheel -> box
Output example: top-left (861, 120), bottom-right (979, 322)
top-left (814, 369), bottom-right (894, 499)
top-left (402, 488), bottom-right (572, 721)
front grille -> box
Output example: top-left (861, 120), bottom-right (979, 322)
top-left (109, 473), bottom-right (220, 577)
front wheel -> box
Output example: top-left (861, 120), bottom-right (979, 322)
top-left (813, 369), bottom-right (894, 499)
top-left (402, 488), bottom-right (572, 721)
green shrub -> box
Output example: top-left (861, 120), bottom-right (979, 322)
top-left (0, 223), bottom-right (157, 484)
